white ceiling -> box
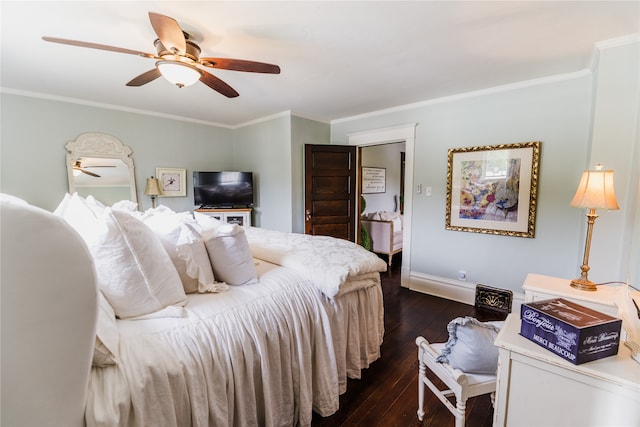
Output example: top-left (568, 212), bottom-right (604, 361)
top-left (1, 1), bottom-right (638, 127)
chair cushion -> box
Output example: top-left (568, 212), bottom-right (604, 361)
top-left (436, 316), bottom-right (504, 374)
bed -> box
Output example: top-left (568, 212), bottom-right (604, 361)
top-left (1, 193), bottom-right (387, 427)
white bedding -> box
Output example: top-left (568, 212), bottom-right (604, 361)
top-left (87, 263), bottom-right (340, 427)
top-left (245, 227), bottom-right (388, 298)
top-left (4, 194), bottom-right (385, 427)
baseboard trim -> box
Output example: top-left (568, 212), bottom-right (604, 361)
top-left (406, 271), bottom-right (525, 311)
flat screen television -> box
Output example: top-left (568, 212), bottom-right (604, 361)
top-left (193, 171), bottom-right (254, 208)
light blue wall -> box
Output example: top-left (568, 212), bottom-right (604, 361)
top-left (232, 114), bottom-right (329, 232)
top-left (0, 93), bottom-right (235, 212)
top-left (332, 76), bottom-right (595, 293)
top-left (587, 40), bottom-right (640, 283)
top-left (291, 116), bottom-right (330, 233)
top-left (2, 40), bottom-right (636, 293)
top-left (0, 95), bottom-right (328, 233)
top-left (233, 113), bottom-right (292, 231)
top-left (330, 39), bottom-right (639, 292)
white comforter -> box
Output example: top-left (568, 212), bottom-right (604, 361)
top-left (245, 227), bottom-right (388, 298)
top-left (86, 265), bottom-right (340, 427)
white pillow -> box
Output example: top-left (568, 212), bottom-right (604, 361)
top-left (91, 208), bottom-right (187, 319)
top-left (93, 291), bottom-right (119, 366)
top-left (0, 193), bottom-right (29, 205)
top-left (112, 199), bottom-right (139, 213)
top-left (195, 213), bottom-right (258, 286)
top-left (54, 194), bottom-right (119, 365)
top-left (436, 316), bottom-right (504, 374)
top-left (143, 211), bottom-right (217, 294)
top-left (54, 193), bottom-right (104, 246)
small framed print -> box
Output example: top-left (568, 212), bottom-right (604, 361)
top-left (156, 167), bottom-right (186, 197)
top-left (362, 167), bottom-right (386, 194)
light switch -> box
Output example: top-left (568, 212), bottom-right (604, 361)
top-left (425, 186), bottom-right (432, 196)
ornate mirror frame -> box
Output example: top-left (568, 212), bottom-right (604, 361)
top-left (65, 132), bottom-right (137, 203)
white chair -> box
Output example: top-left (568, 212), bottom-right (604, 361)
top-left (1, 196), bottom-right (98, 427)
top-left (415, 336), bottom-right (497, 427)
top-left (360, 212), bottom-right (403, 267)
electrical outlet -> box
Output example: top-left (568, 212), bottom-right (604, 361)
top-left (458, 270), bottom-right (466, 281)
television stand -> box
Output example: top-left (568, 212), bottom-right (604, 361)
top-left (195, 207), bottom-right (252, 227)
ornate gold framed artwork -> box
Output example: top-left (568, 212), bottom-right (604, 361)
top-left (156, 167), bottom-right (186, 197)
top-left (446, 141), bottom-right (541, 238)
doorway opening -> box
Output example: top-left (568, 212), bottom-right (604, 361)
top-left (359, 142), bottom-right (406, 268)
top-left (349, 123), bottom-right (417, 286)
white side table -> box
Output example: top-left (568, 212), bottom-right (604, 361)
top-left (493, 313), bottom-right (640, 427)
top-left (522, 273), bottom-right (621, 316)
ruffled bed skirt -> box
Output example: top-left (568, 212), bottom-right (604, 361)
top-left (86, 264), bottom-right (383, 427)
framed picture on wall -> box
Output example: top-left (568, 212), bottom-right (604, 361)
top-left (362, 167), bottom-right (386, 194)
top-left (156, 167), bottom-right (186, 197)
top-left (445, 141), bottom-right (541, 238)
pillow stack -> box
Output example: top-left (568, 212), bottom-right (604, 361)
top-left (141, 208), bottom-right (217, 294)
top-left (55, 193), bottom-right (259, 366)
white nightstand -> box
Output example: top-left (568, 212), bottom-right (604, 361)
top-left (522, 273), bottom-right (620, 316)
top-left (492, 274), bottom-right (640, 426)
top-left (493, 313), bottom-right (640, 426)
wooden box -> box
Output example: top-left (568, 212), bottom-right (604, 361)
top-left (520, 298), bottom-right (621, 365)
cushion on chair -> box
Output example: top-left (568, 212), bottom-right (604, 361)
top-left (436, 316), bottom-right (504, 374)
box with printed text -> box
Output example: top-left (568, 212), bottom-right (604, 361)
top-left (520, 298), bottom-right (621, 365)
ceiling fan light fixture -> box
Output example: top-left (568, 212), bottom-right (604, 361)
top-left (157, 60), bottom-right (201, 88)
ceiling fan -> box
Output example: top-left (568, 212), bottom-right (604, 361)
top-left (72, 160), bottom-right (114, 178)
top-left (42, 12), bottom-right (280, 97)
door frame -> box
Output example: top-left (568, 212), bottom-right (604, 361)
top-left (347, 123), bottom-right (417, 287)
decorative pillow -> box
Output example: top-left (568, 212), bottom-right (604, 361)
top-left (379, 211), bottom-right (403, 230)
top-left (436, 316), bottom-right (504, 374)
top-left (54, 193), bottom-right (104, 246)
top-left (142, 210), bottom-right (217, 293)
top-left (91, 208), bottom-right (187, 319)
top-left (93, 291), bottom-right (119, 366)
top-left (111, 199), bottom-right (139, 214)
top-left (368, 212), bottom-right (382, 220)
top-left (195, 212), bottom-right (258, 286)
top-left (85, 195), bottom-right (107, 213)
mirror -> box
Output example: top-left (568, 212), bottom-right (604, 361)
top-left (66, 132), bottom-right (137, 205)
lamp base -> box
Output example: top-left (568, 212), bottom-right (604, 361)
top-left (570, 278), bottom-right (597, 292)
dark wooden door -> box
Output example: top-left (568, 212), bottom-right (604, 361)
top-left (304, 144), bottom-right (357, 241)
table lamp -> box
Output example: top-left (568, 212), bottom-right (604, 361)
top-left (569, 164), bottom-right (619, 291)
top-left (144, 176), bottom-right (161, 208)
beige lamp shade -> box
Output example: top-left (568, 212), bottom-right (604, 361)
top-left (570, 168), bottom-right (619, 210)
top-left (144, 177), bottom-right (161, 196)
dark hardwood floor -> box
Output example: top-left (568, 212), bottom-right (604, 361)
top-left (312, 254), bottom-right (504, 427)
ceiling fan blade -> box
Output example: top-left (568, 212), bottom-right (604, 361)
top-left (42, 36), bottom-right (156, 58)
top-left (200, 58), bottom-right (281, 74)
top-left (82, 169), bottom-right (101, 178)
top-left (148, 12), bottom-right (186, 55)
top-left (199, 72), bottom-right (239, 98)
top-left (126, 68), bottom-right (163, 86)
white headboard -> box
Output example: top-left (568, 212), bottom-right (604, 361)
top-left (1, 195), bottom-right (98, 426)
